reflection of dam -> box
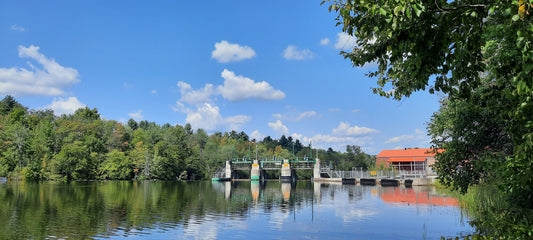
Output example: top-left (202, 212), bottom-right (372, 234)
top-left (211, 181), bottom-right (317, 205)
top-left (380, 187), bottom-right (459, 206)
top-left (211, 182), bottom-right (459, 210)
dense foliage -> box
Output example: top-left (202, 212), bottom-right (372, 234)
top-left (324, 0), bottom-right (533, 238)
top-left (0, 96), bottom-right (374, 181)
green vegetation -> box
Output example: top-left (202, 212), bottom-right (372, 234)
top-left (324, 0), bottom-right (532, 238)
top-left (0, 95), bottom-right (374, 181)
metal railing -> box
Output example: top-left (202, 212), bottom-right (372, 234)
top-left (320, 166), bottom-right (428, 179)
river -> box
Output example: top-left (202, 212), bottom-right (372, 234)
top-left (0, 180), bottom-right (474, 239)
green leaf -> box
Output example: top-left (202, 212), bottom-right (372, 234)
top-left (512, 14), bottom-right (520, 22)
top-left (379, 8), bottom-right (387, 16)
top-left (394, 6), bottom-right (402, 16)
top-left (412, 4), bottom-right (421, 17)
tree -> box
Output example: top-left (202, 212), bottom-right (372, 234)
top-left (0, 95), bottom-right (24, 116)
top-left (325, 0), bottom-right (533, 237)
top-left (100, 150), bottom-right (133, 180)
top-left (127, 119), bottom-right (138, 131)
top-left (73, 107), bottom-right (100, 122)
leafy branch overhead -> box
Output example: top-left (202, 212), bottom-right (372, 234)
top-left (323, 0), bottom-right (532, 100)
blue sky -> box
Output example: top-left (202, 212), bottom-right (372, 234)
top-left (0, 1), bottom-right (441, 154)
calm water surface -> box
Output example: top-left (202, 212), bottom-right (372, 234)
top-left (0, 181), bottom-right (473, 239)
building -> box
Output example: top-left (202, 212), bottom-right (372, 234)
top-left (376, 148), bottom-right (442, 173)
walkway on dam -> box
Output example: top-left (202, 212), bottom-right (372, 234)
top-left (212, 158), bottom-right (435, 186)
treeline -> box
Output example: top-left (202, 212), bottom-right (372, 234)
top-left (0, 95), bottom-right (375, 181)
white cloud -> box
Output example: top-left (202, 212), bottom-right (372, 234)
top-left (332, 122), bottom-right (379, 136)
top-left (46, 97), bottom-right (85, 115)
top-left (226, 115), bottom-right (252, 131)
top-left (334, 32), bottom-right (357, 50)
top-left (385, 129), bottom-right (426, 144)
top-left (273, 113), bottom-right (283, 119)
top-left (173, 69), bottom-right (283, 132)
top-left (250, 130), bottom-right (265, 141)
top-left (175, 102), bottom-right (250, 131)
top-left (177, 81), bottom-right (215, 106)
top-left (295, 133), bottom-right (372, 152)
top-left (386, 135), bottom-right (415, 144)
top-left (128, 109), bottom-right (144, 122)
top-left (10, 25), bottom-right (26, 32)
top-left (151, 90), bottom-right (157, 94)
top-left (268, 120), bottom-right (289, 135)
top-left (320, 38), bottom-right (330, 45)
top-left (211, 40), bottom-right (256, 63)
top-left (184, 103), bottom-right (223, 130)
top-left (0, 45), bottom-right (80, 97)
top-left (282, 45), bottom-right (313, 60)
top-left (295, 111), bottom-right (317, 121)
top-left (218, 69), bottom-right (285, 101)
top-left (291, 133), bottom-right (303, 140)
top-left (352, 109), bottom-right (360, 113)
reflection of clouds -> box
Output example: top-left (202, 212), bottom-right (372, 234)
top-left (182, 215), bottom-right (219, 240)
top-left (180, 215), bottom-right (250, 240)
top-left (268, 210), bottom-right (290, 230)
top-left (334, 207), bottom-right (377, 223)
top-left (317, 185), bottom-right (378, 223)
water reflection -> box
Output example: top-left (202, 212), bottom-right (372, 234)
top-left (0, 181), bottom-right (472, 239)
top-left (380, 186), bottom-right (459, 207)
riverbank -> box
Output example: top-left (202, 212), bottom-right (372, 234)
top-left (455, 182), bottom-right (533, 239)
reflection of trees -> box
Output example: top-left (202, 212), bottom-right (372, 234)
top-left (0, 181), bottom-right (380, 239)
top-left (0, 181), bottom-right (255, 239)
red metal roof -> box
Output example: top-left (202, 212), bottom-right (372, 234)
top-left (376, 148), bottom-right (441, 158)
top-left (387, 157), bottom-right (427, 162)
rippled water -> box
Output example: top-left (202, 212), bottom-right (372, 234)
top-left (0, 181), bottom-right (473, 239)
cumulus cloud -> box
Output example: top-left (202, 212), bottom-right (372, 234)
top-left (320, 38), bottom-right (330, 45)
top-left (289, 121), bottom-right (379, 152)
top-left (385, 129), bottom-right (426, 144)
top-left (184, 103), bottom-right (223, 130)
top-left (282, 45), bottom-right (313, 60)
top-left (291, 133), bottom-right (303, 140)
top-left (128, 110), bottom-right (144, 122)
top-left (334, 32), bottom-right (357, 50)
top-left (10, 25), bottom-right (27, 32)
top-left (292, 133), bottom-right (372, 152)
top-left (332, 122), bottom-right (379, 136)
top-left (268, 120), bottom-right (289, 135)
top-left (218, 69), bottom-right (285, 101)
top-left (226, 115), bottom-right (252, 131)
top-left (0, 45), bottom-right (80, 97)
top-left (211, 40), bottom-right (256, 63)
top-left (295, 111), bottom-right (317, 121)
top-left (250, 130), bottom-right (265, 141)
top-left (177, 81), bottom-right (215, 106)
top-left (46, 97), bottom-right (85, 115)
top-left (175, 102), bottom-right (250, 131)
top-left (173, 69), bottom-right (283, 132)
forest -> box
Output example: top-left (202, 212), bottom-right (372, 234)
top-left (0, 95), bottom-right (375, 181)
